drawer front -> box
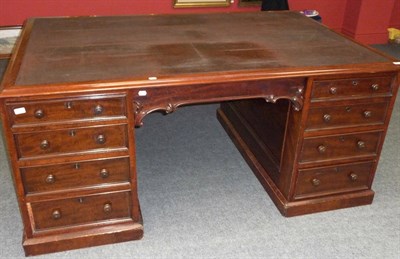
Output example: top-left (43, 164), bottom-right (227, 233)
top-left (16, 124), bottom-right (127, 158)
top-left (30, 191), bottom-right (131, 230)
top-left (312, 77), bottom-right (392, 100)
top-left (8, 95), bottom-right (126, 126)
top-left (294, 162), bottom-right (373, 199)
top-left (305, 101), bottom-right (388, 130)
top-left (21, 157), bottom-right (130, 194)
top-left (300, 132), bottom-right (382, 163)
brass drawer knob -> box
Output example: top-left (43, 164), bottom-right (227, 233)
top-left (45, 174), bottom-right (55, 184)
top-left (323, 114), bottom-right (331, 122)
top-left (317, 145), bottom-right (327, 153)
top-left (69, 130), bottom-right (76, 137)
top-left (34, 109), bottom-right (45, 119)
top-left (94, 104), bottom-right (104, 115)
top-left (312, 178), bottom-right (321, 186)
top-left (65, 101), bottom-right (73, 109)
top-left (52, 210), bottom-right (61, 219)
top-left (100, 169), bottom-right (109, 178)
top-left (349, 173), bottom-right (358, 181)
top-left (352, 80), bottom-right (359, 86)
top-left (40, 140), bottom-right (50, 150)
top-left (357, 140), bottom-right (366, 149)
top-left (363, 111), bottom-right (372, 118)
top-left (329, 87), bottom-right (337, 95)
top-left (371, 84), bottom-right (379, 91)
top-left (96, 134), bottom-right (106, 144)
top-left (103, 203), bottom-right (112, 213)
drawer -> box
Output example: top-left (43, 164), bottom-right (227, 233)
top-left (21, 157), bottom-right (130, 194)
top-left (305, 101), bottom-right (389, 131)
top-left (30, 191), bottom-right (131, 231)
top-left (15, 124), bottom-right (128, 158)
top-left (294, 162), bottom-right (373, 200)
top-left (7, 95), bottom-right (126, 126)
top-left (311, 76), bottom-right (393, 100)
top-left (300, 131), bottom-right (382, 163)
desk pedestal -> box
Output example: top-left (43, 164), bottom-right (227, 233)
top-left (218, 73), bottom-right (398, 216)
top-left (218, 103), bottom-right (375, 217)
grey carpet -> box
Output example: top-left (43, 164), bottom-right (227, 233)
top-left (0, 45), bottom-right (399, 258)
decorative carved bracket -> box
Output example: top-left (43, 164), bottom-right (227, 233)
top-left (134, 101), bottom-right (180, 127)
top-left (133, 78), bottom-right (305, 127)
top-left (263, 85), bottom-right (304, 111)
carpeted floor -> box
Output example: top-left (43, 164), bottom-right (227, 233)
top-left (0, 45), bottom-right (399, 258)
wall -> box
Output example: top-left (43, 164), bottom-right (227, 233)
top-left (288, 0), bottom-right (348, 31)
top-left (0, 0), bottom-right (398, 44)
top-left (390, 0), bottom-right (400, 28)
top-left (0, 0), bottom-right (346, 30)
top-left (0, 0), bottom-right (256, 26)
top-left (342, 0), bottom-right (397, 44)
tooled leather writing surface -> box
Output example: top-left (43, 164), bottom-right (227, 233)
top-left (15, 12), bottom-right (389, 86)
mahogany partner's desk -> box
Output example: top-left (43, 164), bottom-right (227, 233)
top-left (0, 12), bottom-right (399, 256)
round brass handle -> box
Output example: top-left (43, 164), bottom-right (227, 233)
top-left (371, 84), bottom-right (379, 91)
top-left (52, 210), bottom-right (61, 219)
top-left (317, 145), bottom-right (327, 153)
top-left (40, 140), bottom-right (50, 150)
top-left (312, 178), bottom-right (321, 186)
top-left (357, 140), bottom-right (366, 149)
top-left (103, 203), bottom-right (112, 213)
top-left (329, 87), bottom-right (337, 95)
top-left (100, 169), bottom-right (109, 179)
top-left (323, 114), bottom-right (331, 122)
top-left (34, 109), bottom-right (44, 119)
top-left (352, 80), bottom-right (359, 86)
top-left (363, 111), bottom-right (372, 118)
top-left (45, 174), bottom-right (55, 184)
top-left (96, 134), bottom-right (106, 144)
top-left (65, 101), bottom-right (73, 109)
top-left (349, 173), bottom-right (358, 181)
top-left (94, 105), bottom-right (104, 115)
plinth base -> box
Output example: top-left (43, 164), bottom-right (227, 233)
top-left (23, 220), bottom-right (143, 256)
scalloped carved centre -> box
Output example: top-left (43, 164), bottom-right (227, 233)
top-left (133, 79), bottom-right (305, 127)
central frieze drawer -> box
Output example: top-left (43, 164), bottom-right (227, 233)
top-left (15, 124), bottom-right (128, 158)
top-left (8, 95), bottom-right (126, 126)
top-left (311, 76), bottom-right (392, 100)
top-left (300, 131), bottom-right (382, 163)
top-left (30, 191), bottom-right (132, 231)
top-left (21, 157), bottom-right (130, 194)
top-left (305, 101), bottom-right (388, 130)
top-left (294, 162), bottom-right (373, 200)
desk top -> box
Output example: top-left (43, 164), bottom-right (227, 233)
top-left (1, 11), bottom-right (398, 97)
